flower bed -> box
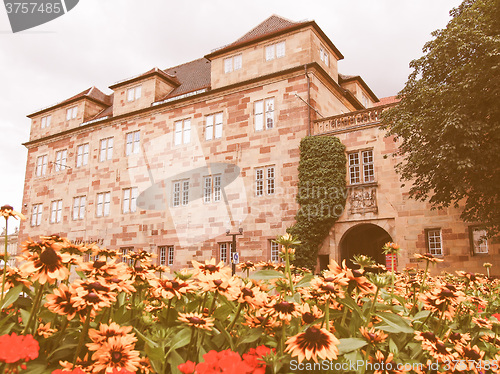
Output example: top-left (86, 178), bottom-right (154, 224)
top-left (0, 228), bottom-right (499, 373)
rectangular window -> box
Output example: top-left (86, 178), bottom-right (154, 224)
top-left (348, 150), bottom-right (374, 184)
top-left (320, 46), bottom-right (329, 66)
top-left (270, 241), bottom-right (280, 263)
top-left (224, 54), bottom-right (242, 73)
top-left (76, 143), bottom-right (89, 167)
top-left (120, 247), bottom-right (134, 265)
top-left (36, 155), bottom-right (48, 177)
top-left (66, 106), bottom-right (78, 120)
top-left (55, 150), bottom-right (67, 172)
top-left (99, 137), bottom-right (114, 162)
top-left (122, 187), bottom-right (138, 214)
top-left (203, 175), bottom-right (222, 203)
top-left (173, 179), bottom-right (189, 207)
top-left (168, 246), bottom-right (174, 266)
top-left (50, 200), bottom-right (62, 224)
top-left (127, 86), bottom-right (142, 102)
top-left (205, 113), bottom-right (223, 140)
top-left (219, 242), bottom-right (234, 264)
top-left (31, 204), bottom-right (43, 226)
top-left (255, 98), bottom-right (275, 131)
top-left (256, 165), bottom-right (275, 196)
top-left (126, 131), bottom-right (140, 155)
top-left (174, 119), bottom-right (191, 145)
top-left (158, 246), bottom-right (166, 266)
top-left (72, 196), bottom-right (86, 220)
top-left (41, 115), bottom-right (51, 128)
top-left (266, 41), bottom-right (285, 61)
top-left (96, 192), bottom-right (111, 217)
top-left (426, 229), bottom-right (443, 256)
top-left (471, 228), bottom-right (488, 254)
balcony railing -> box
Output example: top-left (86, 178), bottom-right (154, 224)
top-left (313, 104), bottom-right (395, 135)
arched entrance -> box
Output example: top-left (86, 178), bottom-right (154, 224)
top-left (340, 223), bottom-right (392, 267)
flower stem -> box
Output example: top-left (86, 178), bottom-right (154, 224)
top-left (227, 303), bottom-right (243, 332)
top-left (365, 286), bottom-right (380, 327)
top-left (73, 307), bottom-right (92, 365)
top-left (285, 249), bottom-right (294, 295)
top-left (22, 282), bottom-right (45, 335)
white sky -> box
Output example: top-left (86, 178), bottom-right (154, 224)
top-left (0, 0), bottom-right (462, 231)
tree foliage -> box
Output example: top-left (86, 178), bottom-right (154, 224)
top-left (383, 0), bottom-right (500, 233)
top-left (288, 136), bottom-right (347, 270)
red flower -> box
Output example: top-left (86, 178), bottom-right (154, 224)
top-left (242, 346), bottom-right (272, 374)
top-left (0, 333), bottom-right (39, 364)
top-left (178, 360), bottom-right (196, 374)
top-left (52, 369), bottom-right (86, 374)
top-left (492, 313), bottom-right (500, 321)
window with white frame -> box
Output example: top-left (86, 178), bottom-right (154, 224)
top-left (205, 113), bottom-right (223, 140)
top-left (122, 187), bottom-right (138, 214)
top-left (36, 155), bottom-right (48, 177)
top-left (158, 246), bottom-right (167, 266)
top-left (270, 240), bottom-right (280, 263)
top-left (66, 106), bottom-right (78, 120)
top-left (126, 131), bottom-right (140, 155)
top-left (256, 165), bottom-right (275, 196)
top-left (96, 192), bottom-right (111, 217)
top-left (127, 85), bottom-right (142, 102)
top-left (174, 119), bottom-right (191, 145)
top-left (72, 196), bottom-right (86, 220)
top-left (255, 98), bottom-right (275, 131)
top-left (265, 41), bottom-right (285, 61)
top-left (120, 247), bottom-right (134, 265)
top-left (471, 228), bottom-right (488, 254)
top-left (31, 204), bottom-right (43, 226)
top-left (203, 175), bottom-right (221, 203)
top-left (219, 242), bottom-right (234, 264)
top-left (172, 179), bottom-right (189, 207)
top-left (99, 137), bottom-right (114, 162)
top-left (348, 150), bottom-right (374, 184)
top-left (426, 229), bottom-right (443, 256)
top-left (41, 115), bottom-right (51, 129)
top-left (168, 246), bottom-right (174, 266)
top-left (224, 54), bottom-right (242, 73)
top-left (320, 46), bottom-right (329, 66)
top-left (50, 200), bottom-right (63, 223)
top-left (76, 143), bottom-right (89, 167)
top-left (54, 150), bottom-right (67, 172)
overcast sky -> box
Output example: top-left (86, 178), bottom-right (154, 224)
top-left (0, 0), bottom-right (462, 232)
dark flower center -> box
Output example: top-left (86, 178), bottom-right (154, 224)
top-left (440, 289), bottom-right (454, 298)
top-left (463, 348), bottom-right (481, 361)
top-left (214, 279), bottom-right (223, 286)
top-left (39, 248), bottom-right (60, 266)
top-left (189, 317), bottom-right (205, 325)
top-left (93, 260), bottom-right (106, 269)
top-left (422, 332), bottom-right (437, 342)
top-left (275, 301), bottom-right (295, 314)
top-left (449, 332), bottom-right (461, 341)
top-left (321, 284), bottom-right (336, 293)
top-left (367, 333), bottom-right (377, 341)
top-left (435, 342), bottom-right (448, 355)
top-left (302, 312), bottom-right (315, 324)
top-left (111, 351), bottom-right (123, 363)
top-left (85, 292), bottom-right (100, 303)
top-left (203, 264), bottom-right (218, 273)
top-left (323, 277), bottom-right (335, 282)
top-left (297, 327), bottom-right (331, 351)
top-left (242, 288), bottom-right (254, 297)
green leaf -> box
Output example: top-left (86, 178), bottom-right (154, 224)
top-left (295, 273), bottom-right (314, 288)
top-left (375, 312), bottom-right (414, 334)
top-left (134, 328), bottom-right (159, 349)
top-left (0, 284), bottom-right (23, 310)
top-left (166, 328), bottom-right (191, 354)
top-left (412, 310), bottom-right (431, 321)
top-left (168, 349), bottom-right (185, 374)
top-left (237, 327), bottom-right (264, 345)
top-left (145, 343), bottom-right (166, 361)
top-left (249, 270), bottom-right (285, 280)
top-left (337, 338), bottom-right (368, 355)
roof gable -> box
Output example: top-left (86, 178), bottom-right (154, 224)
top-left (233, 15), bottom-right (302, 44)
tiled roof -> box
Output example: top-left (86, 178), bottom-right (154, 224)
top-left (233, 15), bottom-right (303, 44)
top-left (373, 96), bottom-right (400, 107)
top-left (162, 58), bottom-right (211, 99)
top-left (109, 67), bottom-right (180, 90)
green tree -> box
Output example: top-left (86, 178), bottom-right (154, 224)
top-left (383, 0), bottom-right (500, 233)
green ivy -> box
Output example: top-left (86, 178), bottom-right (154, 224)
top-left (287, 136), bottom-right (347, 270)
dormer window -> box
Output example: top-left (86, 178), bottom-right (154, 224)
top-left (41, 115), bottom-right (51, 128)
top-left (224, 54), bottom-right (242, 74)
top-left (265, 41), bottom-right (285, 61)
top-left (320, 46), bottom-right (329, 66)
top-left (127, 85), bottom-right (142, 102)
top-left (66, 106), bottom-right (78, 121)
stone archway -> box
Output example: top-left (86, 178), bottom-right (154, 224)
top-left (339, 223), bottom-right (392, 267)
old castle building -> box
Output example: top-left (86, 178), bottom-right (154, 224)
top-left (19, 15), bottom-right (498, 275)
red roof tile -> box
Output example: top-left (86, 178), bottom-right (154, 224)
top-left (373, 96), bottom-right (400, 107)
top-left (233, 15), bottom-right (303, 44)
top-left (161, 58), bottom-right (211, 100)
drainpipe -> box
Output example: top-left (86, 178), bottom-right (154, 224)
top-left (305, 65), bottom-right (311, 136)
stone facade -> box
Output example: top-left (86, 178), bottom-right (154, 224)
top-left (18, 15), bottom-right (498, 275)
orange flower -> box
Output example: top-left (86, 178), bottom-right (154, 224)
top-left (0, 205), bottom-right (26, 220)
top-left (45, 283), bottom-right (84, 320)
top-left (192, 259), bottom-right (231, 279)
top-left (151, 278), bottom-right (194, 300)
top-left (87, 323), bottom-right (137, 347)
top-left (178, 312), bottom-right (214, 331)
top-left (285, 326), bottom-right (340, 363)
top-left (90, 336), bottom-right (141, 373)
top-left (360, 327), bottom-right (388, 344)
top-left (414, 253), bottom-right (444, 263)
top-left (237, 282), bottom-right (268, 309)
top-left (19, 244), bottom-right (71, 284)
top-left (37, 322), bottom-right (57, 338)
top-left (72, 280), bottom-right (116, 312)
top-left (297, 303), bottom-right (323, 325)
top-left (265, 298), bottom-right (301, 322)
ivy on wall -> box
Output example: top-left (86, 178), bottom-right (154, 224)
top-left (287, 136), bottom-right (347, 270)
